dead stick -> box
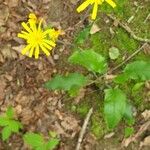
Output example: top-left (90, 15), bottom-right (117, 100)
top-left (108, 14), bottom-right (150, 43)
top-left (87, 43), bottom-right (148, 86)
top-left (75, 107), bottom-right (93, 150)
top-left (109, 43), bottom-right (148, 73)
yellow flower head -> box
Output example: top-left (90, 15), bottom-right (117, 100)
top-left (48, 28), bottom-right (64, 41)
top-left (18, 13), bottom-right (56, 59)
top-left (77, 0), bottom-right (116, 20)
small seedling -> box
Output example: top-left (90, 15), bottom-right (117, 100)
top-left (24, 132), bottom-right (59, 150)
top-left (0, 107), bottom-right (22, 141)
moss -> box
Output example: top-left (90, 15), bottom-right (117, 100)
top-left (90, 113), bottom-right (106, 139)
top-left (112, 28), bottom-right (139, 53)
top-left (76, 102), bottom-right (90, 118)
top-left (90, 32), bottom-right (110, 58)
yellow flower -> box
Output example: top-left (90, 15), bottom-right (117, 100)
top-left (28, 13), bottom-right (37, 24)
top-left (48, 28), bottom-right (64, 41)
top-left (18, 13), bottom-right (56, 59)
top-left (77, 0), bottom-right (116, 20)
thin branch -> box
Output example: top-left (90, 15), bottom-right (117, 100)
top-left (109, 43), bottom-right (148, 73)
top-left (87, 43), bottom-right (148, 86)
top-left (107, 14), bottom-right (150, 43)
top-left (75, 107), bottom-right (93, 150)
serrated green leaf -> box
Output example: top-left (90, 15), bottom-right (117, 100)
top-left (0, 117), bottom-right (9, 126)
top-left (6, 107), bottom-right (14, 119)
top-left (69, 50), bottom-right (107, 73)
top-left (2, 126), bottom-right (12, 141)
top-left (124, 61), bottom-right (150, 80)
top-left (74, 26), bottom-right (91, 45)
top-left (109, 47), bottom-right (120, 60)
top-left (114, 74), bottom-right (129, 84)
top-left (46, 139), bottom-right (59, 150)
top-left (115, 61), bottom-right (150, 83)
top-left (24, 133), bottom-right (45, 148)
top-left (104, 88), bottom-right (126, 129)
top-left (124, 127), bottom-right (134, 138)
top-left (9, 120), bottom-right (22, 133)
top-left (124, 103), bottom-right (135, 126)
top-left (44, 73), bottom-right (87, 96)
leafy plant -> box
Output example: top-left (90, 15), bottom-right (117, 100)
top-left (104, 88), bottom-right (126, 129)
top-left (0, 107), bottom-right (22, 141)
top-left (69, 49), bottom-right (107, 73)
top-left (74, 25), bottom-right (91, 45)
top-left (124, 127), bottom-right (134, 138)
top-left (44, 73), bottom-right (88, 96)
top-left (24, 132), bottom-right (59, 150)
top-left (115, 60), bottom-right (150, 83)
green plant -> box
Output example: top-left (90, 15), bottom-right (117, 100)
top-left (0, 107), bottom-right (22, 141)
top-left (24, 132), bottom-right (59, 150)
top-left (44, 1), bottom-right (150, 137)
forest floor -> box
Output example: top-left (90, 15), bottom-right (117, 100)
top-left (0, 0), bottom-right (150, 150)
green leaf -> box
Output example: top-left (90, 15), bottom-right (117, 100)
top-left (44, 73), bottom-right (87, 96)
top-left (24, 133), bottom-right (45, 148)
top-left (49, 131), bottom-right (57, 138)
top-left (69, 49), bottom-right (107, 73)
top-left (9, 120), bottom-right (22, 132)
top-left (104, 88), bottom-right (126, 129)
top-left (109, 47), bottom-right (120, 60)
top-left (6, 107), bottom-right (14, 119)
top-left (124, 127), bottom-right (134, 138)
top-left (124, 61), bottom-right (150, 80)
top-left (74, 26), bottom-right (91, 45)
top-left (46, 139), bottom-right (59, 150)
top-left (124, 103), bottom-right (135, 126)
top-left (115, 61), bottom-right (150, 83)
top-left (114, 74), bottom-right (129, 84)
top-left (132, 82), bottom-right (144, 92)
top-left (0, 117), bottom-right (9, 126)
top-left (2, 126), bottom-right (12, 141)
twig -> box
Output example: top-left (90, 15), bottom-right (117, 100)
top-left (87, 43), bottom-right (148, 86)
top-left (109, 43), bottom-right (148, 73)
top-left (75, 107), bottom-right (93, 150)
top-left (144, 13), bottom-right (150, 23)
top-left (74, 7), bottom-right (91, 28)
top-left (107, 14), bottom-right (150, 43)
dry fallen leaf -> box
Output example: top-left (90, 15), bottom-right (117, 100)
top-left (1, 44), bottom-right (18, 61)
top-left (0, 4), bottom-right (9, 26)
top-left (122, 121), bottom-right (150, 147)
top-left (90, 23), bottom-right (100, 34)
top-left (140, 136), bottom-right (150, 148)
top-left (142, 110), bottom-right (150, 121)
top-left (0, 77), bottom-right (6, 101)
top-left (5, 0), bottom-right (19, 8)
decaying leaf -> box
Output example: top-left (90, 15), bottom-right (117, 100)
top-left (90, 23), bottom-right (100, 34)
top-left (122, 121), bottom-right (150, 147)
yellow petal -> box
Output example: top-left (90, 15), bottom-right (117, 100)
top-left (42, 42), bottom-right (52, 50)
top-left (43, 39), bottom-right (56, 47)
top-left (91, 2), bottom-right (98, 20)
top-left (29, 13), bottom-right (37, 20)
top-left (77, 0), bottom-right (91, 13)
top-left (21, 22), bottom-right (32, 33)
top-left (38, 19), bottom-right (43, 32)
top-left (105, 0), bottom-right (116, 8)
top-left (18, 33), bottom-right (28, 39)
top-left (22, 44), bottom-right (32, 55)
top-left (40, 44), bottom-right (50, 56)
top-left (29, 19), bottom-right (37, 32)
top-left (43, 29), bottom-right (52, 36)
top-left (35, 45), bottom-right (39, 59)
top-left (29, 46), bottom-right (34, 57)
